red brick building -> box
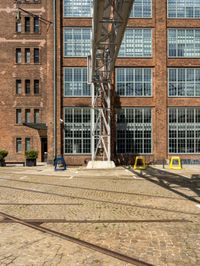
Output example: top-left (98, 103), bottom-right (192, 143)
top-left (0, 0), bottom-right (49, 163)
top-left (0, 0), bottom-right (200, 165)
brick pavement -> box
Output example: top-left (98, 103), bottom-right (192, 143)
top-left (152, 164), bottom-right (200, 180)
top-left (0, 166), bottom-right (199, 265)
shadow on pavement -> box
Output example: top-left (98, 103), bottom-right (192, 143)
top-left (131, 166), bottom-right (200, 204)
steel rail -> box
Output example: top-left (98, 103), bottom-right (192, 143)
top-left (0, 176), bottom-right (189, 200)
top-left (0, 211), bottom-right (153, 266)
top-left (0, 218), bottom-right (190, 224)
top-left (0, 184), bottom-right (199, 215)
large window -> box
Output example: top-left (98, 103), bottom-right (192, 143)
top-left (119, 29), bottom-right (152, 57)
top-left (64, 108), bottom-right (91, 154)
top-left (116, 68), bottom-right (152, 96)
top-left (63, 0), bottom-right (92, 17)
top-left (168, 29), bottom-right (200, 57)
top-left (64, 28), bottom-right (91, 57)
top-left (116, 108), bottom-right (152, 154)
top-left (63, 0), bottom-right (152, 18)
top-left (64, 68), bottom-right (90, 96)
top-left (168, 68), bottom-right (200, 97)
top-left (168, 0), bottom-right (200, 18)
top-left (169, 108), bottom-right (200, 153)
top-left (130, 0), bottom-right (152, 18)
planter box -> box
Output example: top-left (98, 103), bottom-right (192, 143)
top-left (26, 159), bottom-right (36, 167)
top-left (0, 160), bottom-right (6, 167)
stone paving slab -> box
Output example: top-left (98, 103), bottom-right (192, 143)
top-left (0, 166), bottom-right (199, 265)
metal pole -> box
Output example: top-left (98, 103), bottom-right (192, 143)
top-left (91, 83), bottom-right (95, 160)
top-left (53, 0), bottom-right (57, 159)
top-left (107, 82), bottom-right (111, 161)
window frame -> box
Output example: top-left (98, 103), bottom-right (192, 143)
top-left (129, 0), bottom-right (152, 18)
top-left (16, 109), bottom-right (22, 125)
top-left (167, 0), bottom-right (200, 19)
top-left (63, 27), bottom-right (91, 57)
top-left (63, 0), bottom-right (92, 18)
top-left (168, 107), bottom-right (200, 154)
top-left (168, 29), bottom-right (200, 58)
top-left (25, 48), bottom-right (31, 64)
top-left (16, 19), bottom-right (22, 33)
top-left (24, 16), bottom-right (31, 33)
top-left (16, 138), bottom-right (22, 153)
top-left (34, 79), bottom-right (40, 95)
top-left (119, 28), bottom-right (152, 58)
top-left (168, 68), bottom-right (200, 97)
top-left (34, 48), bottom-right (40, 63)
top-left (115, 67), bottom-right (153, 97)
top-left (25, 137), bottom-right (31, 152)
top-left (25, 109), bottom-right (31, 123)
top-left (34, 109), bottom-right (40, 124)
top-left (63, 0), bottom-right (153, 19)
top-left (16, 48), bottom-right (22, 64)
top-left (34, 16), bottom-right (40, 33)
top-left (116, 108), bottom-right (153, 154)
top-left (25, 79), bottom-right (31, 95)
top-left (63, 67), bottom-right (91, 97)
top-left (64, 107), bottom-right (92, 155)
top-left (16, 80), bottom-right (22, 95)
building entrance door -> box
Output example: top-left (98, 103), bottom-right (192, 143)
top-left (41, 138), bottom-right (48, 162)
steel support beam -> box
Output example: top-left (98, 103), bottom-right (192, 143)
top-left (89, 0), bottom-right (134, 163)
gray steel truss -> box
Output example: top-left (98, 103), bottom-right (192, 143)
top-left (89, 0), bottom-right (134, 161)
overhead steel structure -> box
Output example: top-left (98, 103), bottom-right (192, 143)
top-left (88, 0), bottom-right (134, 166)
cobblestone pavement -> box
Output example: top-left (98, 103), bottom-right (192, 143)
top-left (0, 166), bottom-right (199, 266)
top-left (152, 164), bottom-right (200, 180)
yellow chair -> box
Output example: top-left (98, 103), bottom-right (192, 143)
top-left (169, 156), bottom-right (182, 170)
top-left (134, 156), bottom-right (146, 170)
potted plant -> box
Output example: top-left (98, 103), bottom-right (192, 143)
top-left (25, 150), bottom-right (38, 166)
top-left (0, 150), bottom-right (8, 167)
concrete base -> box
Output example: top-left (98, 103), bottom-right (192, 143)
top-left (87, 160), bottom-right (115, 169)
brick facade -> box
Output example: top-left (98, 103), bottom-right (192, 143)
top-left (0, 0), bottom-right (200, 165)
top-left (0, 0), bottom-right (48, 162)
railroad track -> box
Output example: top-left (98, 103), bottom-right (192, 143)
top-left (0, 176), bottom-right (186, 200)
top-left (0, 217), bottom-right (190, 224)
top-left (0, 211), bottom-right (153, 266)
top-left (0, 184), bottom-right (198, 216)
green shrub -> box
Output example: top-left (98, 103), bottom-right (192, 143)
top-left (25, 150), bottom-right (38, 160)
top-left (0, 150), bottom-right (8, 161)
